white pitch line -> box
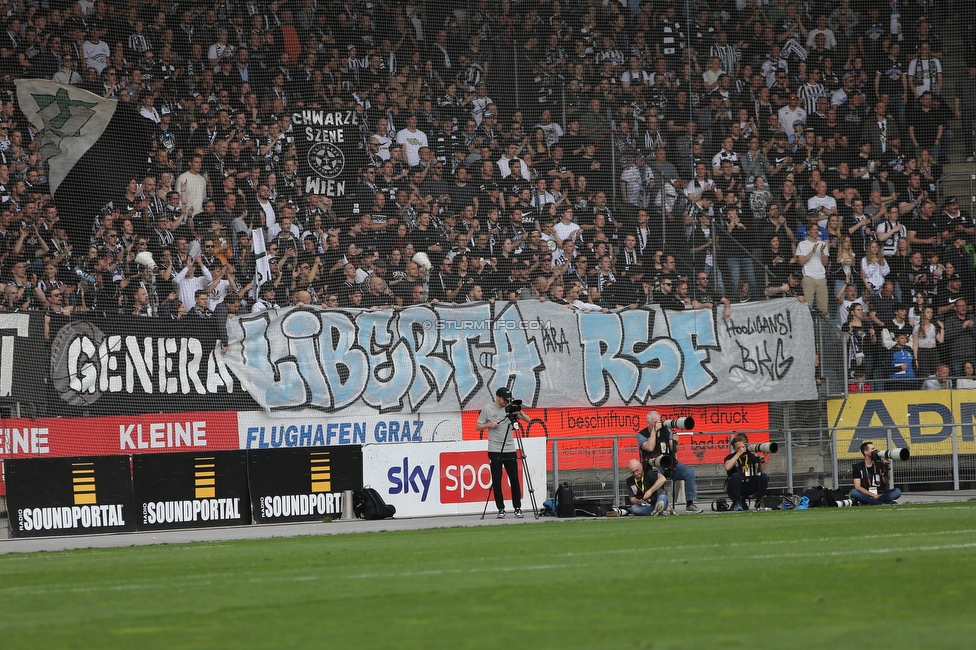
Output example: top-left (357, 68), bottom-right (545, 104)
top-left (8, 538), bottom-right (973, 596)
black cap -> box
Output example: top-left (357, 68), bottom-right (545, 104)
top-left (495, 387), bottom-right (512, 399)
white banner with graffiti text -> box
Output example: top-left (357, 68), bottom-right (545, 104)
top-left (223, 298), bottom-right (815, 416)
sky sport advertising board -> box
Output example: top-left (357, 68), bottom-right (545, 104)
top-left (362, 439), bottom-right (547, 517)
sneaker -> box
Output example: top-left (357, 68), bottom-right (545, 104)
top-left (652, 501), bottom-right (665, 516)
top-left (514, 508), bottom-right (524, 518)
top-left (686, 503), bottom-right (704, 514)
top-left (497, 509), bottom-right (506, 519)
top-left (733, 502), bottom-right (744, 511)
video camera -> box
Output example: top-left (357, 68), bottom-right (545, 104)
top-left (747, 443), bottom-right (779, 454)
top-left (505, 399), bottom-right (523, 415)
top-left (662, 417), bottom-right (695, 430)
top-left (871, 447), bottom-right (910, 462)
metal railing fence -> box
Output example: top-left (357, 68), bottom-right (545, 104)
top-left (546, 421), bottom-right (976, 507)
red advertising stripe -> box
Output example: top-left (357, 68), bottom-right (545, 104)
top-left (0, 412), bottom-right (239, 495)
top-left (439, 451), bottom-right (523, 504)
top-left (461, 404), bottom-right (769, 469)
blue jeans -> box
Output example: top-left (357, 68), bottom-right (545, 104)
top-left (669, 462), bottom-right (698, 502)
top-left (849, 488), bottom-right (901, 505)
top-left (635, 435), bottom-right (699, 503)
top-left (630, 489), bottom-right (669, 515)
top-left (725, 257), bottom-right (757, 299)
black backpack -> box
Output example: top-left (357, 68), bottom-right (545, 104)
top-left (353, 487), bottom-right (397, 520)
top-left (801, 486), bottom-right (849, 507)
top-left (555, 482), bottom-right (576, 518)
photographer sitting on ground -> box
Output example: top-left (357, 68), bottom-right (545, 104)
top-left (850, 441), bottom-right (901, 505)
top-left (475, 387), bottom-right (531, 519)
top-left (637, 411), bottom-right (704, 513)
top-left (625, 459), bottom-right (669, 516)
top-left (724, 433), bottom-right (770, 511)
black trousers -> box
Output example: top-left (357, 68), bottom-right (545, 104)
top-left (726, 472), bottom-right (769, 504)
top-left (488, 451), bottom-right (521, 510)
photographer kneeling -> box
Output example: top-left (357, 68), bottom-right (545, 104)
top-left (626, 459), bottom-right (669, 516)
top-left (850, 442), bottom-right (901, 505)
top-left (476, 387), bottom-right (531, 519)
top-left (637, 411), bottom-right (704, 513)
top-left (724, 434), bottom-right (769, 511)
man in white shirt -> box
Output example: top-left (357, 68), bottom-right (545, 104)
top-left (778, 93), bottom-right (807, 136)
top-left (251, 283), bottom-right (279, 313)
top-left (553, 206), bottom-right (582, 245)
top-left (395, 113), bottom-right (429, 167)
top-left (795, 225), bottom-right (830, 316)
top-left (174, 256), bottom-right (216, 312)
top-left (807, 180), bottom-right (838, 216)
top-left (52, 54), bottom-right (82, 85)
top-left (370, 118), bottom-right (393, 160)
top-left (207, 28), bottom-right (235, 72)
top-left (908, 42), bottom-right (943, 99)
top-left (254, 183), bottom-right (276, 231)
top-left (497, 142), bottom-right (530, 181)
top-left (176, 154), bottom-right (207, 220)
top-left (82, 26), bottom-right (111, 75)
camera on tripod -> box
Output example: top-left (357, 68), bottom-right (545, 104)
top-left (872, 447), bottom-right (910, 462)
top-left (505, 399), bottom-right (523, 415)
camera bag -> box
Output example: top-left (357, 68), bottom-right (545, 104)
top-left (353, 486), bottom-right (397, 520)
top-left (800, 486), bottom-right (848, 507)
top-left (555, 482), bottom-right (576, 518)
top-left (573, 498), bottom-right (612, 517)
top-left (756, 494), bottom-right (801, 510)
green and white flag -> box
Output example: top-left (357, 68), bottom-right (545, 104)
top-left (16, 79), bottom-right (117, 195)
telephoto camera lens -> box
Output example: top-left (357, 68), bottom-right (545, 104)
top-left (747, 442), bottom-right (779, 454)
top-left (872, 448), bottom-right (910, 461)
top-left (662, 417), bottom-right (695, 430)
top-left (643, 455), bottom-right (674, 471)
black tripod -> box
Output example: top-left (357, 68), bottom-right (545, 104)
top-left (480, 414), bottom-right (539, 520)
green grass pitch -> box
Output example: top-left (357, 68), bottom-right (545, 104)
top-left (1, 503), bottom-right (975, 649)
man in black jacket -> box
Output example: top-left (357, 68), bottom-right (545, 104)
top-left (724, 433), bottom-right (769, 511)
top-left (849, 441), bottom-right (901, 505)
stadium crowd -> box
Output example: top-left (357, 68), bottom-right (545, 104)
top-left (1, 0), bottom-right (976, 388)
